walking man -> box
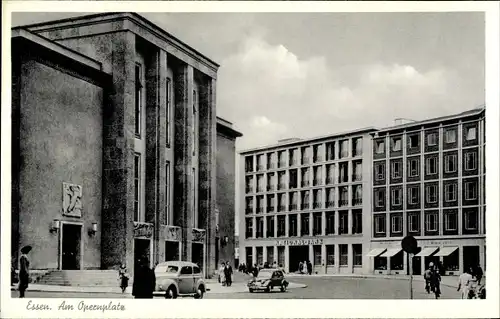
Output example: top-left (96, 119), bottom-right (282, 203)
top-left (457, 268), bottom-right (473, 299)
top-left (18, 245), bottom-right (32, 298)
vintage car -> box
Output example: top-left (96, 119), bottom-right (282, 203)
top-left (154, 261), bottom-right (206, 299)
top-left (247, 268), bottom-right (289, 293)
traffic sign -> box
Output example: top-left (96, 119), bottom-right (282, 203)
top-left (401, 235), bottom-right (418, 254)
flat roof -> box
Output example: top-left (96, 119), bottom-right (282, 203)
top-left (374, 107), bottom-right (485, 135)
top-left (18, 12), bottom-right (219, 72)
top-left (239, 126), bottom-right (378, 155)
top-left (11, 28), bottom-right (105, 73)
top-left (217, 116), bottom-right (243, 138)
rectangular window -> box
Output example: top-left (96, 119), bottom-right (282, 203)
top-left (277, 216), bottom-right (286, 237)
top-left (426, 157), bottom-right (437, 175)
top-left (392, 137), bottom-right (402, 151)
top-left (444, 212), bottom-right (457, 231)
top-left (391, 161), bottom-right (402, 179)
top-left (408, 214), bottom-right (419, 232)
top-left (326, 245), bottom-right (335, 265)
top-left (245, 218), bottom-right (253, 239)
top-left (427, 133), bottom-right (438, 146)
top-left (376, 163), bottom-right (385, 180)
top-left (339, 212), bottom-right (348, 234)
top-left (391, 215), bottom-right (403, 233)
top-left (165, 161), bottom-right (170, 225)
top-left (353, 244), bottom-right (362, 267)
top-left (444, 154), bottom-right (457, 173)
top-left (313, 245), bottom-right (322, 265)
top-left (375, 140), bottom-right (385, 154)
top-left (134, 153), bottom-right (141, 221)
top-left (375, 215), bottom-right (386, 234)
top-left (465, 152), bottom-right (477, 171)
top-left (313, 213), bottom-right (322, 236)
top-left (266, 216), bottom-right (275, 237)
top-left (391, 188), bottom-right (402, 206)
top-left (464, 210), bottom-right (478, 230)
top-left (408, 158), bottom-right (419, 177)
top-left (326, 142), bottom-right (335, 160)
top-left (326, 212), bottom-right (335, 235)
top-left (408, 186), bottom-right (419, 205)
top-left (135, 63), bottom-right (143, 137)
top-left (353, 138), bottom-right (363, 156)
top-left (192, 168), bottom-right (197, 227)
top-left (465, 181), bottom-right (477, 200)
top-left (465, 126), bottom-right (477, 141)
top-left (408, 135), bottom-right (419, 149)
top-left (166, 78), bottom-right (172, 147)
top-left (426, 184), bottom-right (437, 203)
top-left (445, 183), bottom-right (457, 202)
top-left (353, 210), bottom-right (362, 234)
top-left (425, 212), bottom-right (438, 232)
top-left (445, 129), bottom-right (456, 143)
top-left (375, 189), bottom-right (385, 208)
top-left (339, 244), bottom-right (348, 266)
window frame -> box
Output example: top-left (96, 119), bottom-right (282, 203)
top-left (392, 137), bottom-right (402, 152)
top-left (375, 163), bottom-right (385, 180)
top-left (391, 161), bottom-right (402, 179)
top-left (374, 215), bottom-right (386, 234)
top-left (408, 186), bottom-right (419, 205)
top-left (425, 212), bottom-right (438, 232)
top-left (464, 181), bottom-right (478, 200)
top-left (444, 154), bottom-right (458, 173)
top-left (391, 188), bottom-right (402, 206)
top-left (408, 158), bottom-right (419, 177)
top-left (425, 184), bottom-right (438, 204)
top-left (408, 213), bottom-right (420, 233)
top-left (375, 188), bottom-right (385, 208)
top-left (464, 151), bottom-right (477, 171)
top-left (425, 157), bottom-right (438, 175)
top-left (465, 126), bottom-right (477, 141)
top-left (427, 132), bottom-right (438, 146)
top-left (391, 215), bottom-right (403, 233)
top-left (444, 183), bottom-right (457, 202)
top-left (464, 210), bottom-right (478, 230)
top-left (445, 129), bottom-right (457, 143)
top-left (444, 211), bottom-right (457, 231)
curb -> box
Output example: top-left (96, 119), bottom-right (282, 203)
top-left (206, 282), bottom-right (308, 294)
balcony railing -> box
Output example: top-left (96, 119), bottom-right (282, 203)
top-left (301, 229), bottom-right (310, 236)
top-left (289, 204), bottom-right (298, 211)
top-left (267, 206), bottom-right (275, 212)
top-left (245, 232), bottom-right (253, 238)
top-left (313, 229), bottom-right (322, 236)
top-left (278, 205), bottom-right (286, 212)
top-left (325, 228), bottom-right (335, 235)
top-left (246, 187), bottom-right (254, 193)
top-left (313, 202), bottom-right (322, 209)
top-left (277, 231), bottom-right (286, 237)
top-left (352, 198), bottom-right (362, 206)
top-left (326, 201), bottom-right (335, 208)
top-left (301, 180), bottom-right (310, 187)
top-left (301, 203), bottom-right (309, 210)
top-left (339, 176), bottom-right (349, 183)
top-left (257, 207), bottom-right (264, 213)
top-left (339, 199), bottom-right (349, 207)
top-left (256, 232), bottom-right (264, 238)
top-left (266, 231), bottom-right (275, 238)
top-left (352, 226), bottom-right (362, 234)
top-left (267, 185), bottom-right (275, 191)
top-left (338, 227), bottom-right (348, 235)
top-left (246, 208), bottom-right (254, 214)
top-left (289, 183), bottom-right (298, 189)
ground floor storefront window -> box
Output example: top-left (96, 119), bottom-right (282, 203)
top-left (326, 245), bottom-right (335, 266)
top-left (277, 246), bottom-right (285, 268)
top-left (374, 256), bottom-right (387, 270)
top-left (443, 248), bottom-right (459, 271)
top-left (353, 244), bottom-right (362, 267)
top-left (313, 245), bottom-right (322, 265)
top-left (390, 250), bottom-right (404, 271)
top-left (339, 244), bottom-right (348, 267)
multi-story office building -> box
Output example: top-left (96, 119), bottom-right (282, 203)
top-left (367, 107), bottom-right (485, 276)
top-left (239, 128), bottom-right (376, 274)
top-left (11, 13), bottom-right (223, 277)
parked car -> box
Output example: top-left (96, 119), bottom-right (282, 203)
top-left (154, 261), bottom-right (206, 299)
top-left (247, 268), bottom-right (288, 293)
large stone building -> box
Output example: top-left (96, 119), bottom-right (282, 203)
top-left (11, 13), bottom-right (237, 278)
top-left (368, 107), bottom-right (485, 276)
top-left (239, 129), bottom-right (377, 274)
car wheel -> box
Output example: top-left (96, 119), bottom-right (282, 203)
top-left (265, 286), bottom-right (270, 293)
top-left (249, 288), bottom-right (254, 293)
top-left (194, 286), bottom-right (204, 299)
top-left (165, 286), bottom-right (177, 299)
top-left (280, 284), bottom-right (287, 292)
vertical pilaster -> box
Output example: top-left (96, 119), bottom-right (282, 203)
top-left (284, 246), bottom-right (290, 273)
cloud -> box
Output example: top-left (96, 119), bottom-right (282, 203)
top-left (216, 35), bottom-right (482, 151)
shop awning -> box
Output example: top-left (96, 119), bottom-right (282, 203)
top-left (379, 248), bottom-right (402, 258)
top-left (415, 247), bottom-right (439, 257)
top-left (433, 247), bottom-right (458, 257)
top-left (366, 248), bottom-right (387, 257)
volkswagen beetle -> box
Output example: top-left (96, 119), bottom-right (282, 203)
top-left (154, 261), bottom-right (206, 299)
top-left (247, 268), bottom-right (288, 293)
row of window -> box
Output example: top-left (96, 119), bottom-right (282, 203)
top-left (373, 123), bottom-right (479, 156)
top-left (374, 149), bottom-right (478, 183)
top-left (373, 178), bottom-right (480, 210)
top-left (373, 208), bottom-right (480, 237)
top-left (246, 161), bottom-right (363, 193)
top-left (245, 210), bottom-right (363, 239)
top-left (246, 186), bottom-right (363, 214)
top-left (246, 244), bottom-right (363, 267)
top-left (245, 138), bottom-right (364, 173)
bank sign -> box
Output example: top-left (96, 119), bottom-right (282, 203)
top-left (276, 239), bottom-right (324, 246)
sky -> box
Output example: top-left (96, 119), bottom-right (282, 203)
top-left (12, 12), bottom-right (485, 151)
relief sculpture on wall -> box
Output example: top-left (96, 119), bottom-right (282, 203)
top-left (62, 182), bottom-right (82, 218)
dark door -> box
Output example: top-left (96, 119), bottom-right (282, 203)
top-left (288, 245), bottom-right (309, 272)
top-left (165, 241), bottom-right (179, 261)
top-left (192, 243), bottom-right (204, 271)
top-left (463, 246), bottom-right (479, 272)
top-left (62, 224), bottom-right (81, 270)
top-left (134, 239), bottom-right (151, 273)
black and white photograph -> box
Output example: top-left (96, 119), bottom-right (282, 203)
top-left (1, 1), bottom-right (499, 318)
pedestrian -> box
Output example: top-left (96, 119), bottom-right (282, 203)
top-left (118, 264), bottom-right (130, 293)
top-left (298, 261), bottom-right (303, 274)
top-left (224, 262), bottom-right (233, 287)
top-left (430, 264), bottom-right (442, 299)
top-left (18, 245), bottom-right (32, 298)
top-left (132, 258), bottom-right (156, 299)
top-left (252, 264), bottom-right (259, 278)
top-left (457, 268), bottom-right (473, 299)
top-left (423, 262), bottom-right (433, 294)
top-left (475, 264), bottom-right (483, 285)
top-left (307, 260), bottom-right (313, 275)
top-left (219, 262), bottom-right (226, 286)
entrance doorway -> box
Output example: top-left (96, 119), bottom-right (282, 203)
top-left (463, 246), bottom-right (479, 272)
top-left (288, 245), bottom-right (309, 273)
top-left (134, 239), bottom-right (151, 272)
top-left (192, 243), bottom-right (204, 271)
top-left (409, 247), bottom-right (422, 275)
top-left (61, 223), bottom-right (82, 270)
top-left (165, 241), bottom-right (179, 261)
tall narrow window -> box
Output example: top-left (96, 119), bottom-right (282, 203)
top-left (166, 78), bottom-right (172, 147)
top-left (165, 161), bottom-right (170, 225)
top-left (192, 89), bottom-right (198, 156)
top-left (135, 63), bottom-right (143, 137)
top-left (193, 168), bottom-right (197, 228)
top-left (134, 153), bottom-right (141, 221)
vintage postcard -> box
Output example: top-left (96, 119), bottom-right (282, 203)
top-left (1, 1), bottom-right (499, 318)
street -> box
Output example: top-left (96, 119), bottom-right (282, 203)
top-left (11, 276), bottom-right (461, 299)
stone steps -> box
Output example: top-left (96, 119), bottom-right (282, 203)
top-left (37, 270), bottom-right (134, 287)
